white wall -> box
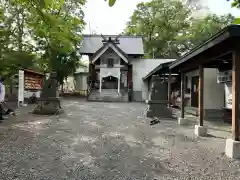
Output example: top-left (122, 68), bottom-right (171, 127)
top-left (63, 66), bottom-right (89, 92)
top-left (204, 68), bottom-right (224, 109)
top-left (75, 74), bottom-right (88, 91)
top-left (131, 58), bottom-right (175, 101)
top-left (185, 68), bottom-right (224, 110)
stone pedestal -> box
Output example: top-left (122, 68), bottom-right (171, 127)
top-left (225, 138), bottom-right (240, 158)
top-left (33, 97), bottom-right (63, 115)
top-left (33, 71), bottom-right (64, 115)
top-left (194, 125), bottom-right (207, 136)
top-left (178, 117), bottom-right (188, 125)
top-left (146, 76), bottom-right (172, 118)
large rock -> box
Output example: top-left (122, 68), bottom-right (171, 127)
top-left (146, 75), bottom-right (172, 118)
top-left (33, 72), bottom-right (63, 115)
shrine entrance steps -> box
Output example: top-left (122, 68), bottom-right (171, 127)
top-left (88, 89), bottom-right (128, 102)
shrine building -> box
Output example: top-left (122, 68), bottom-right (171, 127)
top-left (79, 34), bottom-right (174, 102)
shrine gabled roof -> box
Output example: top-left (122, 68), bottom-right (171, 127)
top-left (79, 35), bottom-right (144, 55)
top-left (91, 41), bottom-right (129, 63)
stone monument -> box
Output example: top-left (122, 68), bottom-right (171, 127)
top-left (33, 71), bottom-right (63, 115)
top-left (146, 75), bottom-right (172, 119)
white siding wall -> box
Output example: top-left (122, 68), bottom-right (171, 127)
top-left (75, 74), bottom-right (88, 91)
top-left (131, 58), bottom-right (175, 101)
top-left (68, 66), bottom-right (89, 91)
top-left (185, 68), bottom-right (224, 110)
top-left (204, 68), bottom-right (224, 109)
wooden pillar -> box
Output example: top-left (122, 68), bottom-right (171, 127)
top-left (198, 65), bottom-right (204, 126)
top-left (88, 63), bottom-right (92, 82)
top-left (180, 72), bottom-right (185, 119)
top-left (232, 51), bottom-right (240, 141)
top-left (168, 71), bottom-right (172, 107)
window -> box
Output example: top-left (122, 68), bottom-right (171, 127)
top-left (107, 58), bottom-right (114, 68)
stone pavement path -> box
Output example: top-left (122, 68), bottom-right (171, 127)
top-left (0, 99), bottom-right (240, 180)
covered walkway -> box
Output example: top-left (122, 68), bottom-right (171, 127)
top-left (169, 24), bottom-right (240, 158)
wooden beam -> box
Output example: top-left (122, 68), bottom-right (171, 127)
top-left (163, 74), bottom-right (166, 82)
top-left (172, 46), bottom-right (233, 73)
top-left (170, 36), bottom-right (233, 70)
top-left (168, 71), bottom-right (172, 107)
top-left (232, 51), bottom-right (240, 141)
top-left (180, 72), bottom-right (185, 119)
top-left (198, 65), bottom-right (204, 126)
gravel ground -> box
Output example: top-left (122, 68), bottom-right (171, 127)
top-left (0, 99), bottom-right (240, 180)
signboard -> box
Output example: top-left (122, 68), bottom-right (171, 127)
top-left (224, 83), bottom-right (232, 109)
top-left (18, 70), bottom-right (24, 104)
top-left (24, 74), bottom-right (43, 90)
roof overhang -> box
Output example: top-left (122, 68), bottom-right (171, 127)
top-left (91, 43), bottom-right (129, 63)
top-left (80, 35), bottom-right (144, 56)
top-left (20, 68), bottom-right (45, 76)
top-left (169, 25), bottom-right (240, 70)
top-left (142, 61), bottom-right (178, 81)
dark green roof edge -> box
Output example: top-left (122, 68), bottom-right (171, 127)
top-left (142, 62), bottom-right (172, 81)
top-left (169, 24), bottom-right (240, 69)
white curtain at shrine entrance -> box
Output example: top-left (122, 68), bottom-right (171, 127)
top-left (99, 68), bottom-right (120, 93)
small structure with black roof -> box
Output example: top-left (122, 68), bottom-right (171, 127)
top-left (142, 61), bottom-right (178, 106)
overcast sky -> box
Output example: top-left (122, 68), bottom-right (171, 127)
top-left (83, 0), bottom-right (240, 35)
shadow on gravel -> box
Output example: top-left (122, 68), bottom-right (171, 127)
top-left (0, 116), bottom-right (178, 180)
top-left (205, 133), bottom-right (225, 139)
top-left (208, 127), bottom-right (231, 133)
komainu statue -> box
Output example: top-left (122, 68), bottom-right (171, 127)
top-left (33, 71), bottom-right (63, 115)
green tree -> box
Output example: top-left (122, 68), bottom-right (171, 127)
top-left (124, 0), bottom-right (191, 58)
top-left (105, 0), bottom-right (116, 7)
top-left (0, 1), bottom-right (39, 90)
top-left (28, 0), bottom-right (86, 84)
top-left (125, 0), bottom-right (234, 58)
top-left (228, 0), bottom-right (240, 8)
top-left (0, 0), bottom-right (86, 87)
top-left (178, 14), bottom-right (234, 52)
top-left (227, 0), bottom-right (240, 23)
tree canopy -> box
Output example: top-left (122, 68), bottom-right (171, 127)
top-left (105, 0), bottom-right (116, 7)
top-left (124, 0), bottom-right (234, 58)
top-left (227, 0), bottom-right (240, 23)
top-left (0, 0), bottom-right (86, 86)
top-left (0, 0), bottom-right (237, 89)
